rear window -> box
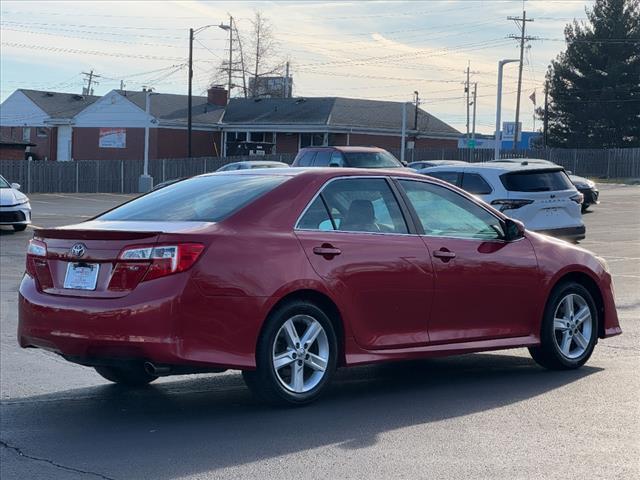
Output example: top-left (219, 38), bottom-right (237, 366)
top-left (296, 151), bottom-right (316, 167)
top-left (343, 151), bottom-right (402, 168)
top-left (461, 173), bottom-right (492, 195)
top-left (98, 175), bottom-right (287, 222)
top-left (501, 169), bottom-right (573, 192)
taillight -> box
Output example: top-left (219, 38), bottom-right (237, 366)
top-left (108, 243), bottom-right (204, 290)
top-left (570, 193), bottom-right (584, 204)
top-left (26, 239), bottom-right (53, 289)
top-left (490, 199), bottom-right (534, 212)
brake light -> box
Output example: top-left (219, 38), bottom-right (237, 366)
top-left (26, 239), bottom-right (53, 289)
top-left (108, 243), bottom-right (204, 290)
top-left (570, 193), bottom-right (584, 204)
top-left (490, 199), bottom-right (534, 212)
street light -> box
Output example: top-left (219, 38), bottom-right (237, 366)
top-left (188, 24), bottom-right (219, 159)
top-left (494, 59), bottom-right (520, 161)
top-left (139, 88), bottom-right (158, 193)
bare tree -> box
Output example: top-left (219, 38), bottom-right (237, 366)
top-left (245, 11), bottom-right (285, 97)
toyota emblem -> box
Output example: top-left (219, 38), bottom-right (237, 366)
top-left (70, 243), bottom-right (87, 258)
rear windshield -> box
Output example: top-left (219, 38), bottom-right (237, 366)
top-left (500, 169), bottom-right (573, 192)
top-left (343, 151), bottom-right (402, 168)
top-left (98, 174), bottom-right (288, 222)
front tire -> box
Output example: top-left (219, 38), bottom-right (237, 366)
top-left (529, 282), bottom-right (598, 370)
top-left (94, 365), bottom-right (158, 386)
top-left (243, 300), bottom-right (338, 406)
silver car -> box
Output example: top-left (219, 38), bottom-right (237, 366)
top-left (0, 175), bottom-right (31, 232)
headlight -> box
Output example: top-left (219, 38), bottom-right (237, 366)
top-left (573, 182), bottom-right (588, 189)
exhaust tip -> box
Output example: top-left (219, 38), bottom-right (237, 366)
top-left (144, 361), bottom-right (171, 376)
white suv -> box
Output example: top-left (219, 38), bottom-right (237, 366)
top-left (419, 162), bottom-right (585, 241)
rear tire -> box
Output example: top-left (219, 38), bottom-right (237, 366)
top-left (94, 365), bottom-right (158, 386)
top-left (529, 282), bottom-right (598, 370)
top-left (13, 224), bottom-right (27, 232)
top-left (243, 300), bottom-right (338, 406)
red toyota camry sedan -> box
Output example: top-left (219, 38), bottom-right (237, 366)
top-left (18, 168), bottom-right (621, 405)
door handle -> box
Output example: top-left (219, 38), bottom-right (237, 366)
top-left (313, 245), bottom-right (342, 257)
top-left (433, 249), bottom-right (456, 261)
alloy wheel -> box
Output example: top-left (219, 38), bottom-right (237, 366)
top-left (272, 314), bottom-right (329, 393)
top-left (553, 293), bottom-right (593, 359)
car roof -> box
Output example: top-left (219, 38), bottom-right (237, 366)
top-left (420, 161), bottom-right (564, 173)
top-left (228, 160), bottom-right (288, 166)
top-left (300, 146), bottom-right (386, 153)
top-left (208, 166), bottom-right (434, 181)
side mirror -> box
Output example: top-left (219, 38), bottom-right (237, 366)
top-left (504, 218), bottom-right (525, 241)
top-left (11, 183), bottom-right (21, 190)
top-left (401, 160), bottom-right (408, 167)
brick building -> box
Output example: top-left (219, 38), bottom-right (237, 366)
top-left (220, 97), bottom-right (459, 156)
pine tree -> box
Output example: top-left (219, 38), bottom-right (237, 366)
top-left (542, 0), bottom-right (640, 148)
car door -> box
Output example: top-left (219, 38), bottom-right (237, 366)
top-left (295, 177), bottom-right (435, 349)
top-left (396, 178), bottom-right (541, 343)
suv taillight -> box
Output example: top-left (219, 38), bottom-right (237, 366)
top-left (570, 193), bottom-right (584, 204)
top-left (26, 239), bottom-right (54, 289)
top-left (490, 199), bottom-right (534, 212)
top-left (108, 243), bottom-right (204, 291)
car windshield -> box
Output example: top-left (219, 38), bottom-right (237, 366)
top-left (343, 151), bottom-right (402, 168)
top-left (98, 174), bottom-right (288, 222)
top-left (501, 169), bottom-right (574, 192)
top-left (0, 176), bottom-right (10, 188)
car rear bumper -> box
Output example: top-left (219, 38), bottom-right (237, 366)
top-left (18, 274), bottom-right (266, 370)
top-left (535, 225), bottom-right (586, 241)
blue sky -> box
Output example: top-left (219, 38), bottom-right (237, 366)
top-left (0, 0), bottom-right (593, 134)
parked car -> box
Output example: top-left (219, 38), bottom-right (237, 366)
top-left (0, 175), bottom-right (31, 232)
top-left (408, 160), bottom-right (468, 170)
top-left (419, 162), bottom-right (586, 241)
top-left (18, 168), bottom-right (621, 405)
top-left (488, 158), bottom-right (599, 212)
top-left (216, 160), bottom-right (290, 172)
top-left (292, 146), bottom-right (405, 168)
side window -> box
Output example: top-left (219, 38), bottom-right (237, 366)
top-left (321, 178), bottom-right (408, 234)
top-left (461, 173), bottom-right (493, 195)
top-left (313, 150), bottom-right (332, 166)
top-left (398, 180), bottom-right (504, 240)
top-left (297, 196), bottom-right (334, 231)
top-left (298, 151), bottom-right (316, 167)
top-left (425, 171), bottom-right (460, 186)
top-left (329, 151), bottom-right (345, 167)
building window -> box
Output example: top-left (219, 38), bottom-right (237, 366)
top-left (228, 132), bottom-right (247, 142)
top-left (300, 133), bottom-right (326, 148)
top-left (225, 131), bottom-right (275, 156)
top-left (36, 127), bottom-right (48, 138)
top-left (22, 127), bottom-right (31, 142)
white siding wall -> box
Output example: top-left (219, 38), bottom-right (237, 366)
top-left (0, 90), bottom-right (50, 127)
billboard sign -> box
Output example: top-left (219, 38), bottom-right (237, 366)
top-left (502, 122), bottom-right (521, 142)
top-left (99, 128), bottom-right (126, 149)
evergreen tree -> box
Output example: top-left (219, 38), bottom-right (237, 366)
top-left (542, 0), bottom-right (640, 147)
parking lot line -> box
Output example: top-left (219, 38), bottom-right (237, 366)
top-left (40, 194), bottom-right (117, 203)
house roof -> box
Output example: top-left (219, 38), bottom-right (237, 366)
top-left (117, 90), bottom-right (225, 125)
top-left (19, 89), bottom-right (100, 119)
top-left (222, 97), bottom-right (460, 136)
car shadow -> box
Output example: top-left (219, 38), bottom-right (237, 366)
top-left (1, 352), bottom-right (602, 479)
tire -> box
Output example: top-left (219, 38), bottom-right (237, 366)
top-left (243, 300), bottom-right (338, 406)
top-left (581, 204), bottom-right (589, 213)
top-left (529, 282), bottom-right (598, 370)
top-left (94, 365), bottom-right (158, 386)
top-left (13, 224), bottom-right (27, 232)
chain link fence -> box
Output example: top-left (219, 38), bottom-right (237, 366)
top-left (1, 149), bottom-right (638, 194)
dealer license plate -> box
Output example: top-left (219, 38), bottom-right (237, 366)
top-left (63, 262), bottom-right (99, 290)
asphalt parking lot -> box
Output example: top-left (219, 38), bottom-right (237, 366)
top-left (1, 186), bottom-right (638, 480)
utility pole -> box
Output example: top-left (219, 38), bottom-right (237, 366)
top-left (81, 70), bottom-right (100, 95)
top-left (413, 91), bottom-right (419, 130)
top-left (471, 83), bottom-right (477, 141)
top-left (227, 15), bottom-right (233, 102)
top-left (139, 88), bottom-right (154, 192)
top-left (465, 61), bottom-right (470, 141)
top-left (188, 27), bottom-right (194, 158)
top-left (543, 80), bottom-right (549, 148)
top-left (284, 61), bottom-right (290, 98)
top-left (507, 10), bottom-right (535, 150)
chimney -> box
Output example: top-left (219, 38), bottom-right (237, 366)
top-left (207, 86), bottom-right (228, 107)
